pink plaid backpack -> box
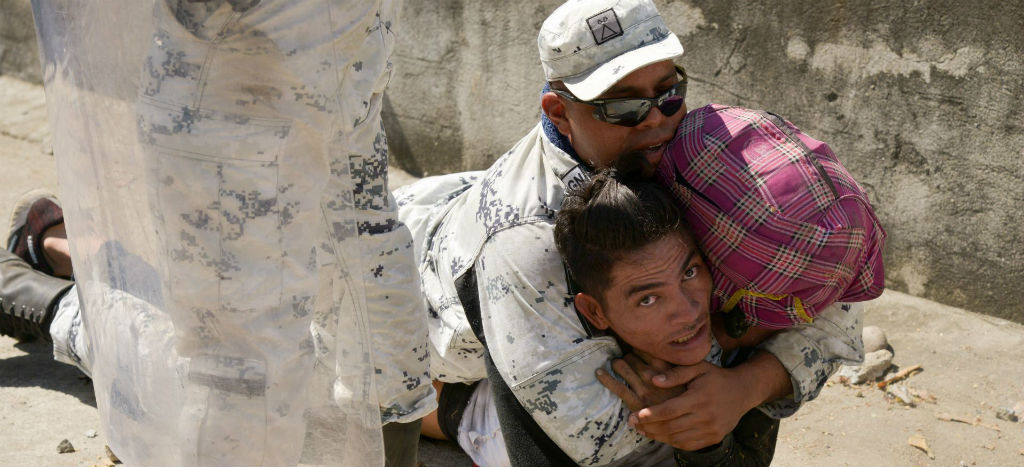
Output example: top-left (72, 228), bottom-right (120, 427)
top-left (657, 104), bottom-right (886, 335)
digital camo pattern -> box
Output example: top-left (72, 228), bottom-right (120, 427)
top-left (396, 171), bottom-right (489, 382)
top-left (759, 302), bottom-right (864, 417)
top-left (35, 0), bottom-right (432, 465)
top-left (475, 154), bottom-right (523, 238)
top-left (397, 122), bottom-right (864, 465)
top-left (49, 285), bottom-right (90, 376)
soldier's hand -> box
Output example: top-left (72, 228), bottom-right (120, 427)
top-left (596, 351), bottom-right (686, 413)
top-left (628, 361), bottom-right (754, 450)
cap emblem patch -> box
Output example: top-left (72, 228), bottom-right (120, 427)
top-left (587, 9), bottom-right (623, 45)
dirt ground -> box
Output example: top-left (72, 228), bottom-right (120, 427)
top-left (1, 75), bottom-right (1022, 466)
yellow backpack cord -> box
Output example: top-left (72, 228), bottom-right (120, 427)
top-left (721, 289), bottom-right (814, 324)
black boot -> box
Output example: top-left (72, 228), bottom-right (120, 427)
top-left (0, 249), bottom-right (74, 342)
top-left (382, 418), bottom-right (423, 467)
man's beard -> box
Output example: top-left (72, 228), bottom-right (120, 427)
top-left (611, 150), bottom-right (658, 179)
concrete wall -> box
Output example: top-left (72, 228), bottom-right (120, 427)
top-left (387, 0), bottom-right (1024, 322)
top-left (385, 1), bottom-right (554, 176)
top-left (3, 0), bottom-right (1022, 321)
top-left (0, 0), bottom-right (39, 82)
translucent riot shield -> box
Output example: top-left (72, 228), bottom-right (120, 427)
top-left (31, 1), bottom-right (393, 464)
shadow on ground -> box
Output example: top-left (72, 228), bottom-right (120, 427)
top-left (0, 339), bottom-right (96, 407)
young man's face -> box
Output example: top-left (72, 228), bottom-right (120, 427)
top-left (586, 232), bottom-right (713, 366)
top-left (558, 60), bottom-right (686, 170)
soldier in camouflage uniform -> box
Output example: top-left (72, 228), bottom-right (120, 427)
top-left (21, 0), bottom-right (434, 465)
top-left (397, 0), bottom-right (864, 465)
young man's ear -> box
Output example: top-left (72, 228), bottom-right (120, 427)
top-left (541, 91), bottom-right (573, 138)
top-left (573, 292), bottom-right (610, 330)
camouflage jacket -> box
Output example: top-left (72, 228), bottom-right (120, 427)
top-left (397, 122), bottom-right (864, 466)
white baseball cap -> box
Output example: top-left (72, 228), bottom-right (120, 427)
top-left (538, 0), bottom-right (684, 101)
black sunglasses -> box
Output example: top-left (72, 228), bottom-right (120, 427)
top-left (553, 64), bottom-right (688, 127)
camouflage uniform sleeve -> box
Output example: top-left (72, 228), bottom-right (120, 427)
top-left (757, 302), bottom-right (864, 417)
top-left (476, 223), bottom-right (658, 466)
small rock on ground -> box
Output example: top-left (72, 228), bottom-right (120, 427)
top-left (886, 383), bottom-right (914, 405)
top-left (996, 407), bottom-right (1019, 423)
top-left (835, 364), bottom-right (857, 382)
top-left (863, 325), bottom-right (888, 353)
top-left (57, 439), bottom-right (75, 454)
top-left (85, 429), bottom-right (98, 438)
top-left (864, 325), bottom-right (888, 352)
top-left (853, 349), bottom-right (894, 384)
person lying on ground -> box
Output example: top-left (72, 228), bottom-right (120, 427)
top-left (0, 192), bottom-right (171, 376)
top-left (0, 192), bottom-right (89, 374)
